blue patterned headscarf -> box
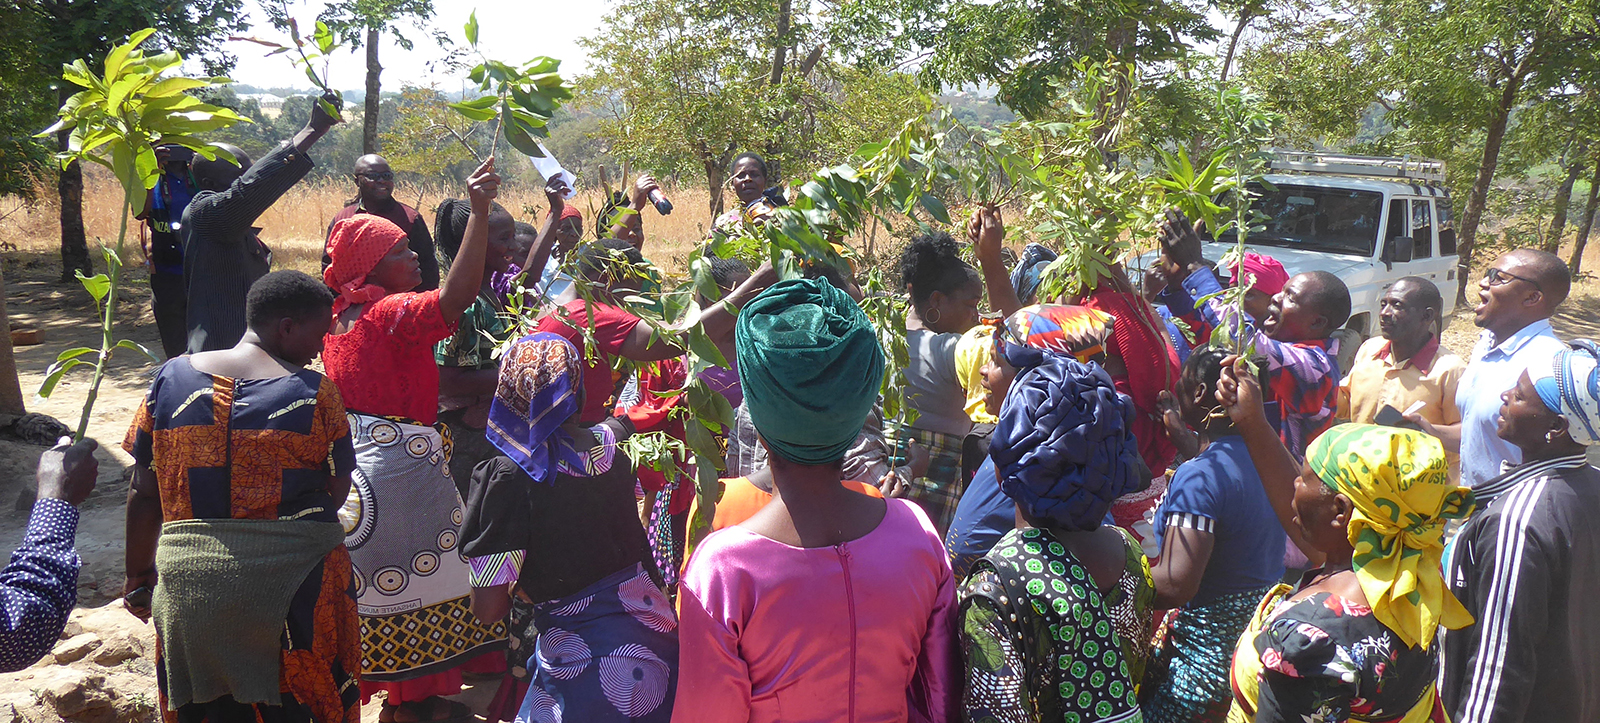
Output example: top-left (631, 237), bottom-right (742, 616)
top-left (1532, 339), bottom-right (1600, 446)
top-left (485, 332), bottom-right (592, 483)
top-left (1009, 243), bottom-right (1058, 306)
top-left (990, 355), bottom-right (1142, 530)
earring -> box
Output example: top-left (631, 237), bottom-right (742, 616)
top-left (925, 306), bottom-right (941, 325)
top-left (1547, 431), bottom-right (1558, 443)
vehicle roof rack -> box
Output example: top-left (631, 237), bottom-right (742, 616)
top-left (1267, 150), bottom-right (1446, 184)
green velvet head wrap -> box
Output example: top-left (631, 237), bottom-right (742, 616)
top-left (735, 277), bottom-right (885, 465)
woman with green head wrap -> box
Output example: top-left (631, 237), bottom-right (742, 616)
top-left (1215, 356), bottom-right (1474, 722)
top-left (674, 278), bottom-right (960, 722)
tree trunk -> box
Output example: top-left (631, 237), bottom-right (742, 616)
top-left (770, 0), bottom-right (792, 86)
top-left (0, 265), bottom-right (25, 416)
top-left (57, 87), bottom-right (91, 283)
top-left (1570, 160), bottom-right (1600, 274)
top-left (1455, 71), bottom-right (1525, 305)
top-left (363, 25), bottom-right (382, 155)
top-left (1220, 10), bottom-right (1254, 82)
top-left (705, 159), bottom-right (725, 219)
top-left (1546, 156), bottom-right (1585, 253)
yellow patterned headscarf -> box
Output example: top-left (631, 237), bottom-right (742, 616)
top-left (1306, 424), bottom-right (1476, 649)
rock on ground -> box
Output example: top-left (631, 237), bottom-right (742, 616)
top-left (0, 602), bottom-right (157, 723)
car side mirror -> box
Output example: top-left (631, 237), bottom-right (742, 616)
top-left (1382, 236), bottom-right (1414, 269)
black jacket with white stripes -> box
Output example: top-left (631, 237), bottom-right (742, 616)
top-left (1441, 454), bottom-right (1600, 723)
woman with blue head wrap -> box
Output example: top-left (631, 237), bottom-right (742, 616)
top-left (958, 352), bottom-right (1154, 722)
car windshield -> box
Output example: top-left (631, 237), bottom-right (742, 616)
top-left (1214, 183), bottom-right (1381, 257)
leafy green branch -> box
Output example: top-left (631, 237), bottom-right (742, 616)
top-left (36, 29), bottom-right (244, 439)
top-left (445, 10), bottom-right (573, 160)
top-left (232, 0), bottom-right (345, 120)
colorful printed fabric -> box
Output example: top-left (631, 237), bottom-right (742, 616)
top-left (1532, 339), bottom-right (1600, 445)
top-left (1227, 584), bottom-right (1448, 723)
top-left (124, 357), bottom-right (361, 723)
top-left (1178, 267), bottom-right (1340, 460)
top-left (1009, 243), bottom-right (1058, 306)
top-left (325, 214), bottom-right (407, 314)
top-left (435, 290), bottom-right (509, 371)
top-left (1306, 424), bottom-right (1474, 649)
top-left (485, 333), bottom-right (594, 485)
top-left (902, 426), bottom-right (966, 535)
top-left (996, 304), bottom-right (1116, 369)
top-left (1143, 585), bottom-right (1277, 723)
top-left (990, 355), bottom-right (1142, 532)
top-left (341, 411), bottom-right (505, 680)
top-left (523, 563), bottom-right (678, 722)
top-left (1081, 285), bottom-right (1182, 481)
top-left (959, 527), bottom-right (1145, 723)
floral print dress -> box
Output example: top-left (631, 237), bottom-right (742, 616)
top-left (1227, 586), bottom-right (1447, 723)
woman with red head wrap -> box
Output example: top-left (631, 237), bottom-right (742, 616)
top-left (323, 158), bottom-right (510, 723)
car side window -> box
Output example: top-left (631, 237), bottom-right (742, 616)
top-left (1411, 199), bottom-right (1434, 259)
top-left (1437, 200), bottom-right (1457, 256)
top-left (1385, 199), bottom-right (1407, 245)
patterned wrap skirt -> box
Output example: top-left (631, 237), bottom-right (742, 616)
top-left (520, 563), bottom-right (679, 723)
top-left (1142, 585), bottom-right (1277, 723)
top-left (901, 427), bottom-right (966, 535)
top-left (339, 412), bottom-right (505, 681)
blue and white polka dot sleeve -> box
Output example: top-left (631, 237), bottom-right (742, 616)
top-left (0, 498), bottom-right (81, 672)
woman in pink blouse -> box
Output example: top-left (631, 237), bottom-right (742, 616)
top-left (673, 277), bottom-right (959, 723)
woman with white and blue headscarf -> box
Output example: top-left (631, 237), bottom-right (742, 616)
top-left (1440, 340), bottom-right (1600, 723)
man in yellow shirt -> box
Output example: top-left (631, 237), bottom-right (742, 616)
top-left (1339, 277), bottom-right (1466, 470)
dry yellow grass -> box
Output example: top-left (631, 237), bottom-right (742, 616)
top-left (0, 167), bottom-right (752, 277)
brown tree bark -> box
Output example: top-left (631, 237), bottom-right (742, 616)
top-left (705, 158), bottom-right (726, 218)
top-left (0, 265), bottom-right (25, 416)
top-left (1570, 161), bottom-right (1600, 274)
top-left (770, 0), bottom-right (791, 86)
top-left (56, 85), bottom-right (91, 282)
top-left (1455, 70), bottom-right (1526, 305)
top-left (1220, 10), bottom-right (1255, 82)
top-left (363, 25), bottom-right (382, 155)
top-left (1546, 154), bottom-right (1586, 252)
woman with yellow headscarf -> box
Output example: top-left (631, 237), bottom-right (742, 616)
top-left (1214, 355), bottom-right (1473, 723)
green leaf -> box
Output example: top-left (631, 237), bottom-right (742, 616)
top-left (501, 102), bottom-right (544, 157)
top-left (447, 100), bottom-right (496, 121)
top-left (313, 21), bottom-right (336, 54)
top-left (919, 193), bottom-right (950, 224)
top-left (105, 28), bottom-right (156, 80)
top-left (38, 358), bottom-right (91, 398)
top-left (114, 339), bottom-right (160, 363)
top-left (145, 77), bottom-right (208, 98)
top-left (685, 324), bottom-right (729, 370)
top-left (464, 10), bottom-right (480, 47)
top-left (54, 347), bottom-right (98, 364)
top-left (75, 271), bottom-right (111, 303)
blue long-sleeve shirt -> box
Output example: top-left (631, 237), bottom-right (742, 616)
top-left (0, 498), bottom-right (80, 672)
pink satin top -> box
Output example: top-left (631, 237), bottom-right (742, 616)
top-left (673, 498), bottom-right (959, 723)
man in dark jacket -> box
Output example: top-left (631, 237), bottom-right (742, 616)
top-left (322, 153), bottom-right (438, 290)
top-left (1441, 342), bottom-right (1600, 723)
top-left (180, 91), bottom-right (341, 353)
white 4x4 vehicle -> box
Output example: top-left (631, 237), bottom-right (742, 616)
top-left (1153, 152), bottom-right (1460, 372)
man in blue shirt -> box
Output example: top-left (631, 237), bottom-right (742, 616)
top-left (0, 438), bottom-right (98, 672)
top-left (1408, 249), bottom-right (1570, 488)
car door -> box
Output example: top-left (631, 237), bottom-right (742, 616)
top-left (1407, 198), bottom-right (1452, 287)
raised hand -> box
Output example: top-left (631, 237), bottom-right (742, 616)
top-left (1158, 208), bottom-right (1204, 270)
top-left (36, 437), bottom-right (98, 506)
top-left (309, 90), bottom-right (343, 133)
top-left (969, 205), bottom-right (1005, 262)
top-left (467, 156), bottom-right (501, 208)
top-left (1215, 354), bottom-right (1269, 430)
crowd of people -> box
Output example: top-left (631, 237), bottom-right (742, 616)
top-left (0, 101), bottom-right (1595, 723)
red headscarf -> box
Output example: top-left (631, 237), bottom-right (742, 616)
top-left (1226, 251), bottom-right (1289, 296)
top-left (558, 205), bottom-right (583, 222)
top-left (325, 215), bottom-right (406, 314)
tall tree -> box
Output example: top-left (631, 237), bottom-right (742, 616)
top-left (316, 0), bottom-right (440, 155)
top-left (580, 0), bottom-right (925, 218)
top-left (25, 0), bottom-right (246, 281)
top-left (1368, 0), bottom-right (1600, 301)
top-left (927, 0), bottom-right (1216, 118)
